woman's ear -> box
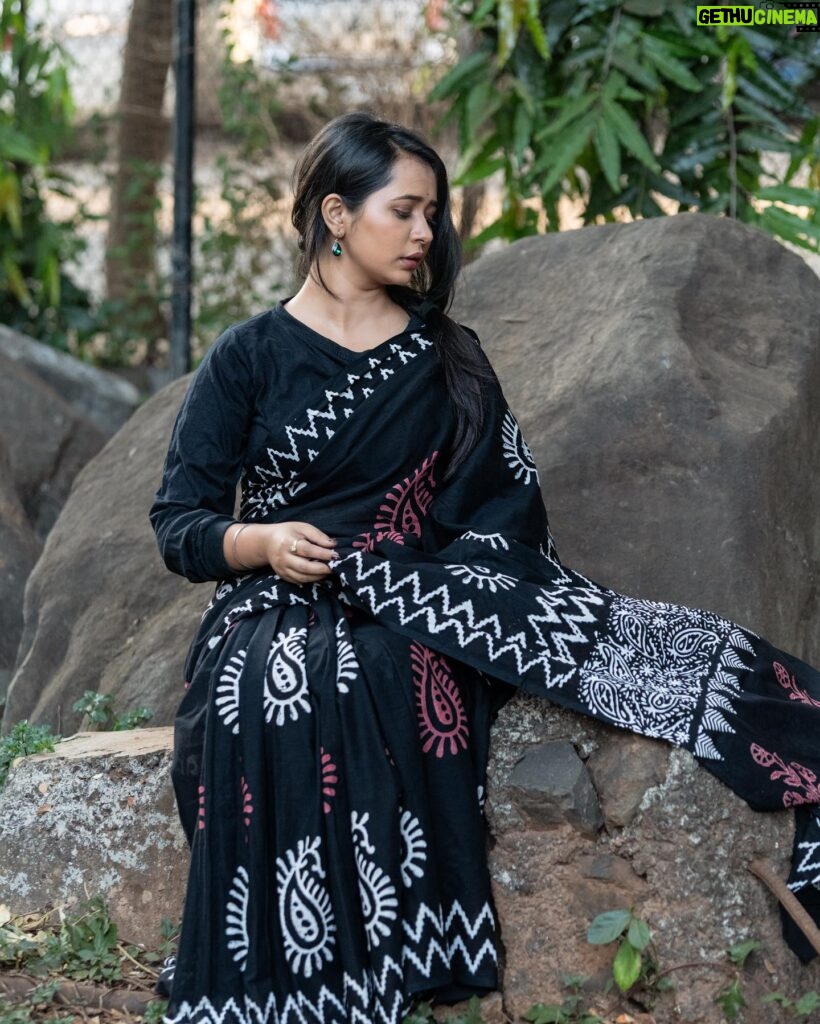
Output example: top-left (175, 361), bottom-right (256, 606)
top-left (321, 194), bottom-right (347, 238)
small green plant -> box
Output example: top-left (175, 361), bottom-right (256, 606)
top-left (0, 719), bottom-right (58, 788)
top-left (586, 907), bottom-right (653, 993)
top-left (523, 974), bottom-right (604, 1023)
top-left (401, 995), bottom-right (486, 1023)
top-left (764, 990), bottom-right (820, 1018)
top-left (72, 689), bottom-right (153, 731)
top-left (714, 939), bottom-right (760, 1020)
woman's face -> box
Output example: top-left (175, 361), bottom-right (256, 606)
top-left (334, 153), bottom-right (438, 289)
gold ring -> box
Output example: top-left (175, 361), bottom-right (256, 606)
top-left (290, 538), bottom-right (300, 554)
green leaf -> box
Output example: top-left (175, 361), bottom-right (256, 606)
top-left (641, 34), bottom-right (703, 91)
top-left (627, 917), bottom-right (651, 951)
top-left (794, 991), bottom-right (820, 1016)
top-left (761, 206), bottom-right (820, 247)
top-left (535, 92), bottom-right (598, 140)
top-left (612, 939), bottom-right (642, 992)
top-left (593, 117), bottom-right (620, 192)
top-left (732, 94), bottom-right (793, 138)
top-left (522, 1004), bottom-right (568, 1024)
top-left (611, 49), bottom-right (661, 92)
top-left (428, 50), bottom-right (492, 103)
top-left (754, 185), bottom-right (818, 209)
top-left (586, 910), bottom-right (631, 945)
top-left (736, 129), bottom-right (796, 154)
top-left (716, 978), bottom-right (746, 1020)
top-left (531, 111), bottom-right (597, 195)
top-left (498, 0), bottom-right (520, 66)
top-left (524, 0), bottom-right (550, 61)
top-left (601, 98), bottom-right (661, 173)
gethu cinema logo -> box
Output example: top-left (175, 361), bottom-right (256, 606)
top-left (696, 5), bottom-right (819, 26)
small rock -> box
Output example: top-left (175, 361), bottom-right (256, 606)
top-left (587, 734), bottom-right (669, 829)
top-left (508, 739), bottom-right (603, 836)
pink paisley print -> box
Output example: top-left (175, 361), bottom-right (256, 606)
top-left (321, 747), bottom-right (338, 814)
top-left (241, 776), bottom-right (253, 829)
top-left (197, 784), bottom-right (206, 830)
top-left (773, 660), bottom-right (820, 709)
top-left (750, 742), bottom-right (820, 807)
top-left (410, 641), bottom-right (469, 758)
top-left (354, 452), bottom-right (439, 551)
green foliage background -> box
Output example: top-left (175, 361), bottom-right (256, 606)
top-left (430, 0), bottom-right (820, 251)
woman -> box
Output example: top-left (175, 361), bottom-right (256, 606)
top-left (150, 112), bottom-right (820, 1023)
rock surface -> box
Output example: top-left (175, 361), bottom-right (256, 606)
top-left (0, 729), bottom-right (186, 948)
top-left (2, 718), bottom-right (817, 1021)
top-left (0, 345), bottom-right (118, 704)
top-left (6, 213), bottom-right (818, 733)
top-left (0, 323), bottom-right (140, 436)
top-left (3, 375), bottom-right (202, 733)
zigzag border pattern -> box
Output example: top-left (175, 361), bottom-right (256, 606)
top-left (241, 333), bottom-right (433, 519)
top-left (693, 627), bottom-right (756, 761)
top-left (162, 899), bottom-right (497, 1024)
top-left (332, 547), bottom-right (607, 690)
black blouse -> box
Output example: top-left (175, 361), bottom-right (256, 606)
top-left (149, 301), bottom-right (423, 583)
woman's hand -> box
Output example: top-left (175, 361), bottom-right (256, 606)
top-left (224, 521), bottom-right (339, 583)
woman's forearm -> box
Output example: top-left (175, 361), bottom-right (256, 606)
top-left (223, 522), bottom-right (275, 572)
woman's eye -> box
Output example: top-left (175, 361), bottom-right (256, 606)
top-left (394, 210), bottom-right (411, 219)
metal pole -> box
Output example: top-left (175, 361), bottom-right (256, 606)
top-left (170, 0), bottom-right (196, 378)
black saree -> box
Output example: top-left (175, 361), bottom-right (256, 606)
top-left (150, 310), bottom-right (820, 1024)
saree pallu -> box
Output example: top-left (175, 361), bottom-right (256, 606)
top-left (164, 327), bottom-right (820, 1024)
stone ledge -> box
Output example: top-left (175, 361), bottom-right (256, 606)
top-left (0, 727), bottom-right (185, 947)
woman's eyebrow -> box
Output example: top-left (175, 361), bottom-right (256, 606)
top-left (392, 193), bottom-right (439, 206)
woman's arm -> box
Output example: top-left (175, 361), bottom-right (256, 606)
top-left (149, 327), bottom-right (257, 583)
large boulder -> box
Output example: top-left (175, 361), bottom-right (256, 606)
top-left (0, 347), bottom-right (122, 705)
top-left (452, 212), bottom-right (820, 664)
top-left (3, 376), bottom-right (200, 732)
top-left (0, 323), bottom-right (140, 436)
top-left (5, 212), bottom-right (820, 731)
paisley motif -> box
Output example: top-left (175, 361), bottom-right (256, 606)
top-left (276, 835), bottom-right (336, 978)
top-left (263, 626), bottom-right (310, 726)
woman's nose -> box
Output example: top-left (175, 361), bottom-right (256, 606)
top-left (412, 216), bottom-right (433, 246)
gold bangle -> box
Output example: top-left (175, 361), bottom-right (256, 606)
top-left (231, 523), bottom-right (254, 571)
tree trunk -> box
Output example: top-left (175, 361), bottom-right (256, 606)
top-left (105, 0), bottom-right (173, 364)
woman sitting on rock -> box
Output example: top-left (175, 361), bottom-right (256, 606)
top-left (150, 111), bottom-right (820, 1024)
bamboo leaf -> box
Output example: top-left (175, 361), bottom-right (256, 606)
top-left (760, 205), bottom-right (820, 246)
top-left (732, 95), bottom-right (792, 138)
top-left (602, 98), bottom-right (661, 172)
top-left (594, 117), bottom-right (621, 192)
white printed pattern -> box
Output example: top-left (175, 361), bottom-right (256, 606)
top-left (225, 867), bottom-right (250, 972)
top-left (351, 811), bottom-right (398, 950)
top-left (215, 650), bottom-right (245, 734)
top-left (165, 899), bottom-right (497, 1024)
top-left (693, 627), bottom-right (756, 761)
top-left (501, 409), bottom-right (539, 486)
top-left (399, 809), bottom-right (427, 887)
top-left (276, 835), bottom-right (337, 978)
top-left (789, 828), bottom-right (820, 894)
top-left (579, 597), bottom-right (752, 751)
top-left (458, 531), bottom-right (509, 551)
top-left (445, 564), bottom-right (517, 593)
top-left (335, 616), bottom-right (358, 694)
top-left (263, 626), bottom-right (311, 726)
top-left (242, 333), bottom-right (433, 519)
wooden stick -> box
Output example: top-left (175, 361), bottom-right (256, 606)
top-left (747, 858), bottom-right (820, 958)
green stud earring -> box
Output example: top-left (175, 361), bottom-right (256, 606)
top-left (331, 238), bottom-right (343, 257)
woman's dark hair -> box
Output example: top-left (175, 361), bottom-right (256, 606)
top-left (291, 111), bottom-right (494, 482)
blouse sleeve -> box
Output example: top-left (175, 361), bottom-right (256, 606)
top-left (149, 326), bottom-right (258, 583)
